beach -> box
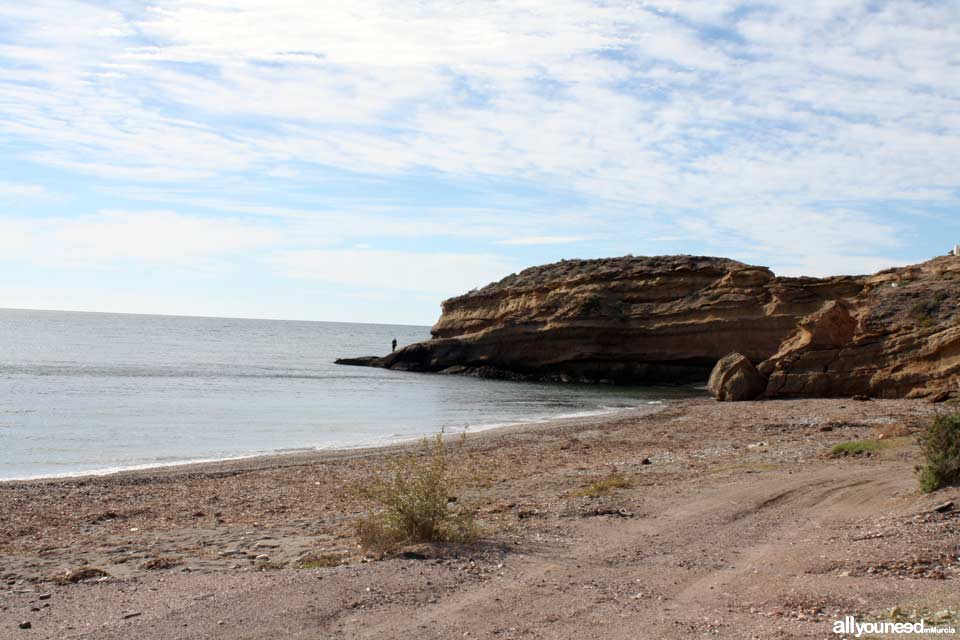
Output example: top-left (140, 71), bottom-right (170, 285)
top-left (2, 397), bottom-right (958, 639)
top-left (4, 2), bottom-right (959, 638)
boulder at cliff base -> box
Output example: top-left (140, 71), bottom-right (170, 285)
top-left (708, 353), bottom-right (767, 402)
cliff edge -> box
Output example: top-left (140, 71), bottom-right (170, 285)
top-left (336, 254), bottom-right (960, 400)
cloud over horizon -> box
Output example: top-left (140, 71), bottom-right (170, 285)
top-left (1, 1), bottom-right (958, 322)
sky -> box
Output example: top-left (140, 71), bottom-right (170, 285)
top-left (0, 1), bottom-right (958, 325)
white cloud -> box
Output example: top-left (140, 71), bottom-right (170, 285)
top-left (772, 254), bottom-right (908, 279)
top-left (272, 248), bottom-right (517, 295)
top-left (0, 182), bottom-right (51, 199)
top-left (0, 0), bottom-right (957, 296)
top-left (5, 0), bottom-right (958, 195)
top-left (1, 0), bottom-right (954, 204)
top-left (498, 235), bottom-right (586, 246)
top-left (104, 187), bottom-right (606, 247)
top-left (692, 204), bottom-right (908, 278)
top-left (0, 211), bottom-right (280, 267)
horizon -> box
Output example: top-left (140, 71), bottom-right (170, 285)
top-left (2, 1), bottom-right (959, 325)
top-left (0, 304), bottom-right (430, 327)
top-left (0, 249), bottom-right (950, 325)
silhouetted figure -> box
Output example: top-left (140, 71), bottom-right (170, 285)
top-left (391, 338), bottom-right (397, 353)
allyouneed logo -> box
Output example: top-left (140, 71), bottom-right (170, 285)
top-left (833, 616), bottom-right (957, 636)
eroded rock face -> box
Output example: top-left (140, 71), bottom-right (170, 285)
top-left (336, 254), bottom-right (960, 400)
top-left (760, 259), bottom-right (960, 399)
top-left (708, 353), bottom-right (766, 402)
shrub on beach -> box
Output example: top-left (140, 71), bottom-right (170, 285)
top-left (917, 413), bottom-right (960, 493)
top-left (355, 434), bottom-right (476, 553)
top-left (830, 440), bottom-right (885, 457)
top-left (576, 472), bottom-right (631, 498)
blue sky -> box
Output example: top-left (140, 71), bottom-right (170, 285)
top-left (1, 0), bottom-right (958, 325)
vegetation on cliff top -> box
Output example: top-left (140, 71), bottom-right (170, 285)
top-left (446, 254), bottom-right (748, 303)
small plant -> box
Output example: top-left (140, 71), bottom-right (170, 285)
top-left (254, 559), bottom-right (287, 571)
top-left (576, 472), bottom-right (631, 498)
top-left (140, 556), bottom-right (182, 570)
top-left (577, 294), bottom-right (605, 316)
top-left (872, 422), bottom-right (913, 440)
top-left (298, 551), bottom-right (346, 569)
top-left (354, 434), bottom-right (476, 553)
top-left (911, 292), bottom-right (949, 323)
top-left (916, 413), bottom-right (960, 493)
top-left (830, 440), bottom-right (885, 457)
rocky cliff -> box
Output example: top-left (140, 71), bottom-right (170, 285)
top-left (336, 254), bottom-right (960, 400)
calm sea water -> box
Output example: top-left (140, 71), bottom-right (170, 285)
top-left (0, 309), bottom-right (699, 480)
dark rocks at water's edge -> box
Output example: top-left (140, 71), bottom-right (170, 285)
top-left (333, 356), bottom-right (699, 386)
top-left (333, 356), bottom-right (383, 367)
top-left (336, 254), bottom-right (960, 401)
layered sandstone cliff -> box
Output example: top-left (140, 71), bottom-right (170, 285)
top-left (336, 254), bottom-right (960, 400)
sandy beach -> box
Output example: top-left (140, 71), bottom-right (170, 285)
top-left (2, 397), bottom-right (958, 639)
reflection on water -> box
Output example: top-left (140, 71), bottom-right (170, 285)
top-left (0, 309), bottom-right (703, 479)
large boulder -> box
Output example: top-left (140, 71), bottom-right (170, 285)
top-left (708, 353), bottom-right (767, 401)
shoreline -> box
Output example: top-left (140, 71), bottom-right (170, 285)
top-left (0, 404), bottom-right (662, 485)
top-left (3, 397), bottom-right (958, 640)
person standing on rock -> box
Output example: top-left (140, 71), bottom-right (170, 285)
top-left (391, 338), bottom-right (397, 353)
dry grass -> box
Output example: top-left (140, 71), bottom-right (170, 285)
top-left (354, 434), bottom-right (478, 553)
top-left (140, 556), bottom-right (183, 570)
top-left (576, 473), bottom-right (631, 498)
top-left (298, 551), bottom-right (348, 569)
top-left (872, 422), bottom-right (915, 440)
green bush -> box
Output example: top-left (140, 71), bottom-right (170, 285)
top-left (917, 413), bottom-right (960, 493)
top-left (830, 440), bottom-right (885, 457)
top-left (355, 434), bottom-right (476, 552)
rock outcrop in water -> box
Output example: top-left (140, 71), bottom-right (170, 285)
top-left (336, 254), bottom-right (960, 400)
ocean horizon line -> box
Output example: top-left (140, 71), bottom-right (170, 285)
top-left (0, 306), bottom-right (430, 328)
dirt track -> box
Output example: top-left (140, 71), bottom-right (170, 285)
top-left (2, 399), bottom-right (958, 639)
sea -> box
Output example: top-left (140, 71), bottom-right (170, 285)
top-left (0, 308), bottom-right (701, 481)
